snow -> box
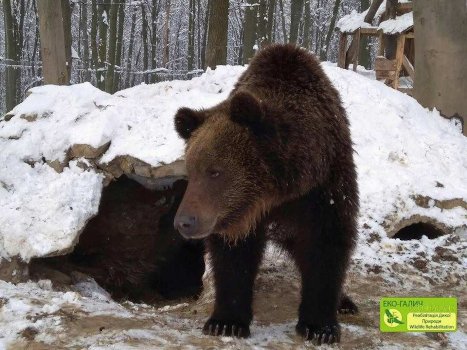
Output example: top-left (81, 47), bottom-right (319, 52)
top-left (3, 62), bottom-right (463, 263)
top-left (0, 159), bottom-right (103, 260)
top-left (71, 47), bottom-right (80, 60)
top-left (337, 1), bottom-right (413, 34)
top-left (0, 58), bottom-right (466, 348)
top-left (378, 12), bottom-right (413, 34)
top-left (336, 9), bottom-right (374, 33)
top-left (336, 2), bottom-right (389, 33)
top-left (0, 67), bottom-right (244, 261)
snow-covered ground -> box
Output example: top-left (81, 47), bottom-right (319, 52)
top-left (1, 62), bottom-right (466, 348)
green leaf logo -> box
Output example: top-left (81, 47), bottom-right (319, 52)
top-left (384, 309), bottom-right (404, 327)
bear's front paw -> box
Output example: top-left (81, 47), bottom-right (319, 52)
top-left (202, 318), bottom-right (250, 338)
top-left (295, 321), bottom-right (340, 345)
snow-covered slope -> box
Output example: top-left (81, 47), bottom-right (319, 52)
top-left (0, 63), bottom-right (466, 263)
top-left (0, 67), bottom-right (244, 261)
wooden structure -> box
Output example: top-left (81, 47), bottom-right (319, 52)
top-left (337, 1), bottom-right (415, 94)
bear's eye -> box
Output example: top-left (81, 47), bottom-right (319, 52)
top-left (208, 170), bottom-right (221, 178)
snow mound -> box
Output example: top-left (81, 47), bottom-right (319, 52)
top-left (1, 63), bottom-right (466, 266)
top-left (0, 67), bottom-right (244, 262)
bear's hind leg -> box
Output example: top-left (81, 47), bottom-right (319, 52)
top-left (204, 230), bottom-right (265, 338)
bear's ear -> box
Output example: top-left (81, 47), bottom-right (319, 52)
top-left (230, 92), bottom-right (266, 135)
top-left (174, 107), bottom-right (205, 140)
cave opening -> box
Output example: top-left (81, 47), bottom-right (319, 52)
top-left (30, 175), bottom-right (205, 304)
top-left (392, 222), bottom-right (446, 241)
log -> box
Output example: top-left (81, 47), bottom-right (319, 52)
top-left (393, 34), bottom-right (406, 89)
top-left (402, 54), bottom-right (414, 79)
top-left (353, 29), bottom-right (361, 71)
top-left (338, 33), bottom-right (348, 68)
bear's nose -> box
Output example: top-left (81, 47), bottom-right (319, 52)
top-left (174, 215), bottom-right (198, 237)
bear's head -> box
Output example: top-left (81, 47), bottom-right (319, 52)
top-left (173, 92), bottom-right (278, 241)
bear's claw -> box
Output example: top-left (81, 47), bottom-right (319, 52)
top-left (296, 322), bottom-right (341, 345)
top-left (202, 319), bottom-right (250, 338)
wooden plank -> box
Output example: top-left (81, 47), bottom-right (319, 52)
top-left (405, 32), bottom-right (414, 39)
top-left (353, 29), bottom-right (361, 72)
top-left (393, 34), bottom-right (406, 89)
top-left (378, 31), bottom-right (385, 56)
top-left (338, 33), bottom-right (347, 69)
top-left (375, 56), bottom-right (396, 70)
top-left (402, 54), bottom-right (415, 79)
top-left (376, 69), bottom-right (396, 80)
top-left (360, 27), bottom-right (379, 35)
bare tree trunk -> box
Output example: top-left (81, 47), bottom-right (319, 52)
top-left (37, 0), bottom-right (69, 85)
top-left (105, 0), bottom-right (118, 93)
top-left (3, 0), bottom-right (20, 110)
top-left (201, 0), bottom-right (211, 69)
top-left (31, 0), bottom-right (40, 79)
top-left (150, 0), bottom-right (160, 83)
top-left (17, 0), bottom-right (26, 99)
top-left (358, 0), bottom-right (371, 68)
top-left (266, 0), bottom-right (277, 44)
top-left (197, 0), bottom-right (202, 68)
top-left (97, 1), bottom-right (109, 89)
top-left (125, 6), bottom-right (137, 88)
top-left (81, 1), bottom-right (91, 82)
top-left (163, 0), bottom-right (171, 67)
top-left (113, 1), bottom-right (125, 91)
top-left (243, 0), bottom-right (258, 63)
top-left (62, 0), bottom-right (72, 80)
top-left (319, 0), bottom-right (341, 61)
top-left (279, 0), bottom-right (287, 43)
top-left (188, 0), bottom-right (196, 71)
top-left (91, 0), bottom-right (99, 83)
top-left (257, 0), bottom-right (268, 48)
top-left (413, 0), bottom-right (467, 135)
top-left (289, 0), bottom-right (304, 44)
top-left (141, 4), bottom-right (149, 82)
top-left (302, 0), bottom-right (312, 50)
top-left (205, 0), bottom-right (229, 69)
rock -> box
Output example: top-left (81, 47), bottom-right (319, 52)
top-left (0, 257), bottom-right (29, 283)
top-left (412, 258), bottom-right (428, 273)
top-left (432, 247), bottom-right (460, 263)
top-left (68, 142), bottom-right (111, 160)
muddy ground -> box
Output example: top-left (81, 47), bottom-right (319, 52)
top-left (4, 251), bottom-right (466, 350)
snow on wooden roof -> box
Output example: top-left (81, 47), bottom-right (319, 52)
top-left (378, 12), bottom-right (413, 34)
top-left (337, 0), bottom-right (413, 34)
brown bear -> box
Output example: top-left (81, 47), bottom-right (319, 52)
top-left (173, 44), bottom-right (358, 345)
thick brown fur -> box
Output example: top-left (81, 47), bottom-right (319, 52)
top-left (174, 44), bottom-right (359, 345)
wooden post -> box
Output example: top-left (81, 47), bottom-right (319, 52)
top-left (393, 34), bottom-right (406, 89)
top-left (37, 0), bottom-right (69, 85)
top-left (353, 29), bottom-right (361, 72)
top-left (378, 31), bottom-right (385, 56)
top-left (338, 33), bottom-right (347, 68)
top-left (413, 0), bottom-right (467, 136)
